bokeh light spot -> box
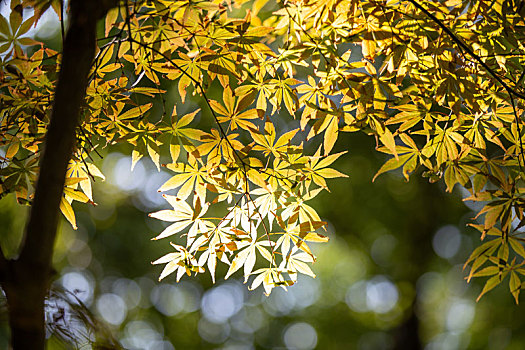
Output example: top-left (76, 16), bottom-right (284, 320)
top-left (96, 293), bottom-right (127, 326)
top-left (201, 282), bottom-right (244, 323)
top-left (432, 225), bottom-right (461, 259)
top-left (283, 322), bottom-right (317, 350)
top-left (365, 276), bottom-right (398, 314)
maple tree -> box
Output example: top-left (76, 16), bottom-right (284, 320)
top-left (0, 0), bottom-right (525, 348)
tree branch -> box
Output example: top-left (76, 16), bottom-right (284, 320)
top-left (407, 0), bottom-right (525, 100)
top-left (408, 0), bottom-right (525, 170)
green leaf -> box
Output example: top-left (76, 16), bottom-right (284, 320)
top-left (477, 274), bottom-right (505, 302)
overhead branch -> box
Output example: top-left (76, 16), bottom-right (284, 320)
top-left (407, 0), bottom-right (525, 100)
top-left (408, 0), bottom-right (525, 170)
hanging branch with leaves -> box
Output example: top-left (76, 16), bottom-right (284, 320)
top-left (1, 0), bottom-right (525, 300)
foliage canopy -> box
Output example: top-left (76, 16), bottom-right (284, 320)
top-left (1, 0), bottom-right (525, 301)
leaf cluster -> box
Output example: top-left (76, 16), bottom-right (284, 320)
top-left (1, 0), bottom-right (525, 298)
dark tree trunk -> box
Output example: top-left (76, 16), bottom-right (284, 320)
top-left (393, 302), bottom-right (423, 350)
top-left (0, 1), bottom-right (115, 348)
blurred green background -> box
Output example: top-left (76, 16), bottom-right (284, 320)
top-left (2, 3), bottom-right (525, 349)
top-left (2, 129), bottom-right (525, 350)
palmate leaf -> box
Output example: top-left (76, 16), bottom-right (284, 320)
top-left (152, 243), bottom-right (203, 281)
top-left (273, 221), bottom-right (327, 258)
top-left (212, 86), bottom-right (260, 131)
top-left (377, 126), bottom-right (397, 160)
top-left (193, 129), bottom-right (243, 163)
top-left (267, 78), bottom-right (300, 115)
top-left (170, 53), bottom-right (208, 103)
top-left (249, 267), bottom-right (292, 296)
top-left (158, 160), bottom-right (208, 201)
top-left (224, 239), bottom-right (273, 282)
top-left (306, 112), bottom-right (341, 156)
top-left (168, 108), bottom-right (207, 162)
top-left (305, 148), bottom-right (348, 189)
top-left (443, 163), bottom-right (470, 192)
top-left (0, 155), bottom-right (39, 204)
top-left (67, 158), bottom-right (105, 202)
top-left (284, 248), bottom-right (316, 282)
top-left (149, 194), bottom-right (210, 240)
top-left (0, 10), bottom-right (38, 56)
top-left (250, 120), bottom-right (299, 158)
top-left (251, 186), bottom-right (281, 228)
top-left (281, 193), bottom-right (321, 224)
top-left (126, 120), bottom-right (160, 172)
